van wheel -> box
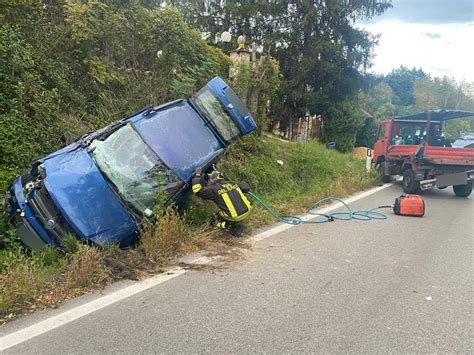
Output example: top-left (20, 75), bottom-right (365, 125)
top-left (403, 170), bottom-right (420, 194)
top-left (453, 181), bottom-right (472, 197)
top-left (378, 162), bottom-right (391, 183)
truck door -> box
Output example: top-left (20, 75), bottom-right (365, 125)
top-left (373, 121), bottom-right (389, 162)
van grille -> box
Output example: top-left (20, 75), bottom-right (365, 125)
top-left (28, 185), bottom-right (75, 243)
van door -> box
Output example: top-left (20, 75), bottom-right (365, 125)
top-left (196, 77), bottom-right (257, 138)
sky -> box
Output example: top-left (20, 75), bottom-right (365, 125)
top-left (357, 0), bottom-right (474, 82)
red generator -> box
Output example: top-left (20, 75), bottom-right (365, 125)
top-left (393, 194), bottom-right (425, 217)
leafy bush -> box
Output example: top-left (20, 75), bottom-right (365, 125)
top-left (323, 99), bottom-right (366, 152)
top-left (0, 25), bottom-right (64, 192)
top-left (230, 57), bottom-right (280, 135)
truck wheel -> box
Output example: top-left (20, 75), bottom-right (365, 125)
top-left (403, 170), bottom-right (420, 194)
top-left (378, 162), bottom-right (391, 183)
top-left (453, 181), bottom-right (472, 197)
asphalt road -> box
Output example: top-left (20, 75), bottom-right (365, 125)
top-left (2, 183), bottom-right (473, 353)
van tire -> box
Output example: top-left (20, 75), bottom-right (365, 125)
top-left (403, 169), bottom-right (420, 194)
top-left (20, 170), bottom-right (34, 184)
top-left (378, 162), bottom-right (391, 183)
top-left (453, 181), bottom-right (472, 197)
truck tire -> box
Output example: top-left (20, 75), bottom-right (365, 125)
top-left (453, 181), bottom-right (472, 197)
top-left (403, 169), bottom-right (420, 194)
top-left (378, 162), bottom-right (391, 183)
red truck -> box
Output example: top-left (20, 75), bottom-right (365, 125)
top-left (373, 110), bottom-right (474, 197)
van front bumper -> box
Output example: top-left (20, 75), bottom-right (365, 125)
top-left (6, 177), bottom-right (56, 251)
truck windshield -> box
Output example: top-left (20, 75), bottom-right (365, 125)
top-left (193, 88), bottom-right (240, 142)
top-left (391, 123), bottom-right (428, 145)
top-left (90, 124), bottom-right (181, 215)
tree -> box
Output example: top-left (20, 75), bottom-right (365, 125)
top-left (414, 77), bottom-right (474, 111)
top-left (324, 99), bottom-right (366, 152)
top-left (0, 2), bottom-right (230, 193)
top-left (230, 56), bottom-right (281, 135)
top-left (360, 71), bottom-right (474, 143)
top-left (168, 0), bottom-right (393, 150)
top-left (385, 66), bottom-right (427, 107)
top-left (0, 24), bottom-right (62, 191)
top-left (413, 77), bottom-right (474, 140)
top-left (361, 81), bottom-right (396, 118)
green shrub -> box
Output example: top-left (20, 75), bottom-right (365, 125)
top-left (220, 135), bottom-right (374, 207)
top-left (323, 99), bottom-right (366, 153)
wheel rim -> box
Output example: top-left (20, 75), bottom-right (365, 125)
top-left (404, 175), bottom-right (411, 189)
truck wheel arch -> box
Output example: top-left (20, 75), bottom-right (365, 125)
top-left (375, 156), bottom-right (385, 166)
top-left (401, 163), bottom-right (413, 172)
top-left (376, 157), bottom-right (391, 183)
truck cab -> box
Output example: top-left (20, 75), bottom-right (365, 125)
top-left (373, 110), bottom-right (474, 197)
top-left (5, 77), bottom-right (256, 251)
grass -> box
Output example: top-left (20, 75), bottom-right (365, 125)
top-left (0, 245), bottom-right (68, 321)
top-left (140, 208), bottom-right (190, 262)
top-left (0, 213), bottom-right (217, 323)
top-left (220, 135), bottom-right (377, 230)
top-left (65, 244), bottom-right (110, 289)
top-left (0, 134), bottom-right (376, 323)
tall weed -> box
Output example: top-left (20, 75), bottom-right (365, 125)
top-left (0, 260), bottom-right (37, 314)
top-left (140, 208), bottom-right (190, 262)
top-left (65, 244), bottom-right (110, 290)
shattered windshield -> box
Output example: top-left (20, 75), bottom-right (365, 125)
top-left (90, 124), bottom-right (182, 215)
top-left (193, 88), bottom-right (240, 142)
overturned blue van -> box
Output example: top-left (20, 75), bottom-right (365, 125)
top-left (5, 77), bottom-right (256, 251)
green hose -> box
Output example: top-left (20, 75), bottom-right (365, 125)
top-left (248, 192), bottom-right (388, 225)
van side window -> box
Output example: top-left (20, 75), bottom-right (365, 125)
top-left (377, 125), bottom-right (386, 140)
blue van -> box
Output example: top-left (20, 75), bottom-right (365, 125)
top-left (5, 77), bottom-right (256, 251)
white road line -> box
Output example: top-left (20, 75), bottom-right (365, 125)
top-left (0, 183), bottom-right (394, 351)
top-left (0, 268), bottom-right (188, 351)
